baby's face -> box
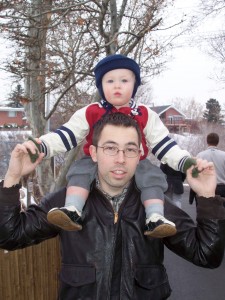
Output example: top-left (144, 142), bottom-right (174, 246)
top-left (102, 69), bottom-right (135, 109)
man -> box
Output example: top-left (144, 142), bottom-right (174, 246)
top-left (0, 113), bottom-right (225, 300)
top-left (197, 132), bottom-right (225, 197)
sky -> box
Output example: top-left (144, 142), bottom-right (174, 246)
top-left (151, 0), bottom-right (225, 107)
top-left (0, 0), bottom-right (224, 108)
top-left (151, 46), bottom-right (224, 106)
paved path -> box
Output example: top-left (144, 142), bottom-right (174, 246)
top-left (165, 186), bottom-right (225, 300)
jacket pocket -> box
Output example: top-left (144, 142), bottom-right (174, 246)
top-left (133, 265), bottom-right (171, 299)
top-left (60, 264), bottom-right (96, 287)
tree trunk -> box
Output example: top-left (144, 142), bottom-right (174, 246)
top-left (24, 0), bottom-right (54, 195)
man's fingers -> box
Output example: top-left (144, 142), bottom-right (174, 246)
top-left (188, 159), bottom-right (215, 175)
top-left (23, 140), bottom-right (39, 154)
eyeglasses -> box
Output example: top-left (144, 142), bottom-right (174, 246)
top-left (97, 145), bottom-right (141, 158)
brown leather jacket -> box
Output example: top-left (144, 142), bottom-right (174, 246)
top-left (0, 180), bottom-right (225, 300)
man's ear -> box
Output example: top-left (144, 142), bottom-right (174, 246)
top-left (89, 145), bottom-right (97, 162)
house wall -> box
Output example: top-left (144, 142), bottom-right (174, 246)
top-left (164, 107), bottom-right (183, 118)
top-left (158, 106), bottom-right (189, 134)
top-left (0, 110), bottom-right (27, 127)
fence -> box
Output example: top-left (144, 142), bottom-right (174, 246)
top-left (0, 133), bottom-right (62, 299)
top-left (0, 237), bottom-right (60, 300)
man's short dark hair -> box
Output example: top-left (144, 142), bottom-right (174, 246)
top-left (207, 133), bottom-right (219, 146)
top-left (92, 112), bottom-right (142, 146)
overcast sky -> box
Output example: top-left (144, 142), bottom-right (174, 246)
top-left (151, 47), bottom-right (224, 107)
top-left (151, 0), bottom-right (225, 107)
top-left (0, 0), bottom-right (224, 108)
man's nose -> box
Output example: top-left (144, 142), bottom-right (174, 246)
top-left (115, 150), bottom-right (126, 163)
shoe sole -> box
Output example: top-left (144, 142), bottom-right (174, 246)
top-left (47, 210), bottom-right (82, 231)
top-left (144, 224), bottom-right (177, 238)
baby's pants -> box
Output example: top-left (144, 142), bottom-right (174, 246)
top-left (66, 156), bottom-right (168, 203)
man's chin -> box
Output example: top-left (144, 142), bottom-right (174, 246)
top-left (109, 178), bottom-right (130, 190)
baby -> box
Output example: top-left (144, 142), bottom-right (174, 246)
top-left (27, 54), bottom-right (193, 238)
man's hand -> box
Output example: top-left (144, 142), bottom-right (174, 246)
top-left (186, 158), bottom-right (216, 198)
top-left (4, 143), bottom-right (45, 187)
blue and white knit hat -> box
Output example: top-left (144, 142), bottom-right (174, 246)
top-left (94, 54), bottom-right (141, 100)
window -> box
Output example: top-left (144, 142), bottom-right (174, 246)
top-left (8, 111), bottom-right (17, 117)
top-left (168, 115), bottom-right (184, 124)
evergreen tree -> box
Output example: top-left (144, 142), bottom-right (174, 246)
top-left (203, 98), bottom-right (223, 123)
top-left (6, 84), bottom-right (23, 108)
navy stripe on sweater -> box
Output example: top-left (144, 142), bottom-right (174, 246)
top-left (178, 156), bottom-right (189, 171)
top-left (55, 126), bottom-right (77, 151)
top-left (41, 141), bottom-right (48, 156)
top-left (156, 141), bottom-right (177, 160)
top-left (152, 136), bottom-right (173, 155)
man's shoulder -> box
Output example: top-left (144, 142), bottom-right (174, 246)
top-left (197, 150), bottom-right (206, 156)
top-left (217, 148), bottom-right (225, 155)
top-left (216, 149), bottom-right (225, 161)
top-left (197, 149), bottom-right (210, 157)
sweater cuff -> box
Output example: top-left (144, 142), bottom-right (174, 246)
top-left (0, 180), bottom-right (21, 205)
top-left (197, 195), bottom-right (225, 219)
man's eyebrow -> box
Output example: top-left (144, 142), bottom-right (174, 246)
top-left (126, 142), bottom-right (139, 147)
top-left (102, 141), bottom-right (117, 146)
top-left (102, 141), bottom-right (139, 147)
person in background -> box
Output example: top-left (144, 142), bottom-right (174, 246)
top-left (160, 163), bottom-right (186, 209)
top-left (190, 132), bottom-right (225, 204)
top-left (0, 112), bottom-right (225, 300)
top-left (197, 133), bottom-right (225, 197)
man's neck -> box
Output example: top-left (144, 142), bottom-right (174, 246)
top-left (208, 145), bottom-right (217, 149)
top-left (95, 175), bottom-right (130, 199)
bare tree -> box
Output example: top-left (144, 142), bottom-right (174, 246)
top-left (199, 0), bottom-right (225, 83)
top-left (0, 0), bottom-right (185, 195)
top-left (171, 97), bottom-right (204, 121)
top-left (199, 0), bottom-right (225, 15)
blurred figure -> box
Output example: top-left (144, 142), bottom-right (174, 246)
top-left (197, 133), bottom-right (225, 197)
top-left (160, 163), bottom-right (186, 209)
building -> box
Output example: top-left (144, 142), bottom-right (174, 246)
top-left (151, 105), bottom-right (191, 133)
top-left (0, 106), bottom-right (28, 128)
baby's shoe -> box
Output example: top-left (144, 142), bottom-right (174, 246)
top-left (144, 213), bottom-right (177, 238)
top-left (47, 206), bottom-right (82, 231)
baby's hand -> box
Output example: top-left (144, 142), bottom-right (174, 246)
top-left (25, 137), bottom-right (42, 163)
top-left (183, 157), bottom-right (199, 178)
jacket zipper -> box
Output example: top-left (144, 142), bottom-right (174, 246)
top-left (106, 198), bottom-right (121, 299)
top-left (114, 212), bottom-right (118, 224)
top-left (111, 197), bottom-right (120, 224)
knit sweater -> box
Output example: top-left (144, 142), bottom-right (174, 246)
top-left (40, 100), bottom-right (190, 171)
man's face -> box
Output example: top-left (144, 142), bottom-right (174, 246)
top-left (102, 69), bottom-right (135, 108)
top-left (90, 124), bottom-right (140, 196)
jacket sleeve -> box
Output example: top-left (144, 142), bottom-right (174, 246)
top-left (39, 104), bottom-right (91, 158)
top-left (143, 106), bottom-right (190, 171)
top-left (164, 196), bottom-right (225, 268)
top-left (0, 181), bottom-right (66, 251)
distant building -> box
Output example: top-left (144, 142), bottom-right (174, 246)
top-left (150, 105), bottom-right (191, 133)
top-left (0, 106), bottom-right (28, 128)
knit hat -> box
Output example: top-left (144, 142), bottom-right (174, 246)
top-left (94, 54), bottom-right (141, 100)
